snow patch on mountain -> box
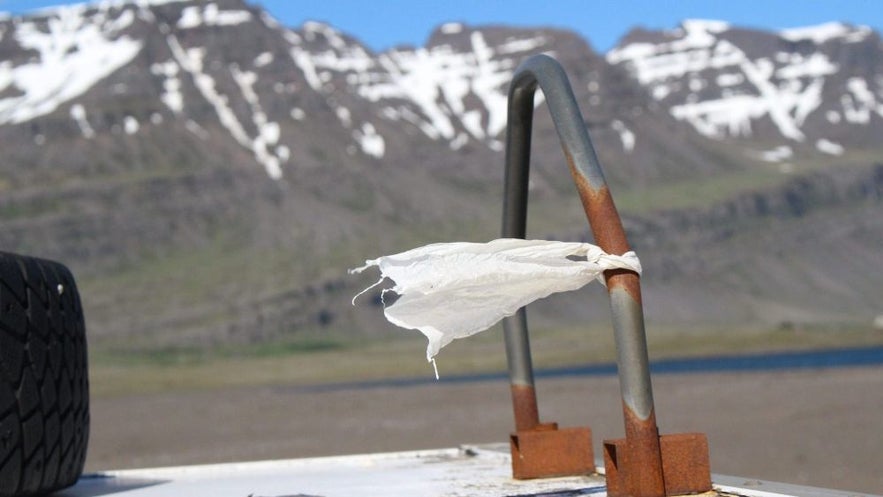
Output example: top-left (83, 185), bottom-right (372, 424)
top-left (334, 105), bottom-right (352, 127)
top-left (25, 0), bottom-right (187, 17)
top-left (816, 139), bottom-right (844, 155)
top-left (780, 22), bottom-right (872, 44)
top-left (69, 103), bottom-right (95, 138)
top-left (184, 118), bottom-right (209, 139)
top-left (283, 21), bottom-right (551, 153)
top-left (611, 120), bottom-right (635, 153)
top-left (356, 31), bottom-right (540, 142)
top-left (842, 77), bottom-right (883, 124)
top-left (608, 20), bottom-right (856, 142)
top-left (288, 23), bottom-right (373, 92)
top-left (254, 51), bottom-right (274, 67)
top-left (303, 21), bottom-right (349, 49)
top-left (177, 3), bottom-right (251, 29)
top-left (755, 145), bottom-right (793, 163)
top-left (440, 23), bottom-right (463, 35)
top-left (124, 115), bottom-right (139, 134)
top-left (151, 60), bottom-right (184, 113)
top-left (496, 35), bottom-right (548, 55)
top-left (0, 5), bottom-right (142, 124)
top-left (232, 64), bottom-right (285, 177)
top-left (167, 33), bottom-right (284, 178)
top-left (353, 122), bottom-right (385, 158)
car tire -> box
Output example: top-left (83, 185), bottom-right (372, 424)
top-left (0, 252), bottom-right (89, 496)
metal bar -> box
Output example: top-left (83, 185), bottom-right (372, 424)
top-left (503, 309), bottom-right (540, 431)
top-left (501, 54), bottom-right (665, 497)
top-left (501, 59), bottom-right (539, 432)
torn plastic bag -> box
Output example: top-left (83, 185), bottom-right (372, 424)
top-left (350, 238), bottom-right (641, 368)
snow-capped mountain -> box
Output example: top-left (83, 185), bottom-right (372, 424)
top-left (608, 19), bottom-right (883, 163)
top-left (0, 0), bottom-right (880, 347)
top-left (0, 0), bottom-right (759, 190)
top-left (4, 2), bottom-right (879, 187)
top-left (0, 0), bottom-right (567, 179)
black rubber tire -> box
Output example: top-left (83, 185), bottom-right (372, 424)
top-left (0, 252), bottom-right (89, 496)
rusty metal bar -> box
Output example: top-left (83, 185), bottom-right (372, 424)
top-left (506, 323), bottom-right (540, 431)
top-left (502, 54), bottom-right (665, 495)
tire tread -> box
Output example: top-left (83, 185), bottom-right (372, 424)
top-left (0, 253), bottom-right (88, 497)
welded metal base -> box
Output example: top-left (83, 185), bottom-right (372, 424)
top-left (603, 433), bottom-right (712, 497)
top-left (510, 424), bottom-right (595, 479)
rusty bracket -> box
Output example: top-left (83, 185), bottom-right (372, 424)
top-left (604, 433), bottom-right (711, 497)
top-left (508, 384), bottom-right (594, 479)
top-left (511, 425), bottom-right (594, 479)
top-left (501, 54), bottom-right (712, 495)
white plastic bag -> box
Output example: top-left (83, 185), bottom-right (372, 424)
top-left (351, 238), bottom-right (641, 372)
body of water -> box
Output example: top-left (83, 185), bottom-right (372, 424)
top-left (297, 344), bottom-right (883, 392)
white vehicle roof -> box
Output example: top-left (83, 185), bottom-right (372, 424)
top-left (60, 444), bottom-right (881, 497)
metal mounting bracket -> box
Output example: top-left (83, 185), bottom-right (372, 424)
top-left (500, 54), bottom-right (712, 496)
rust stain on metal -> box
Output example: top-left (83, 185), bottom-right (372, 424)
top-left (659, 433), bottom-right (712, 496)
top-left (606, 269), bottom-right (643, 306)
top-left (564, 152), bottom-right (642, 303)
top-left (622, 405), bottom-right (666, 497)
top-left (508, 382), bottom-right (594, 479)
top-left (564, 152), bottom-right (630, 254)
top-left (510, 426), bottom-right (595, 479)
top-left (605, 409), bottom-right (711, 497)
top-left (510, 384), bottom-right (540, 431)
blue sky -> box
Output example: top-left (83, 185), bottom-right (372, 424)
top-left (1, 0), bottom-right (881, 53)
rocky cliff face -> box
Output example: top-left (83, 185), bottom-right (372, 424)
top-left (0, 0), bottom-right (880, 347)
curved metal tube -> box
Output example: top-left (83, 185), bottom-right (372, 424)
top-left (501, 54), bottom-right (665, 496)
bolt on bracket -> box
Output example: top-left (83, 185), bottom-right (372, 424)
top-left (500, 54), bottom-right (712, 496)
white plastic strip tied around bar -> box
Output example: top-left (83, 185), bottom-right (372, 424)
top-left (350, 238), bottom-right (641, 375)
